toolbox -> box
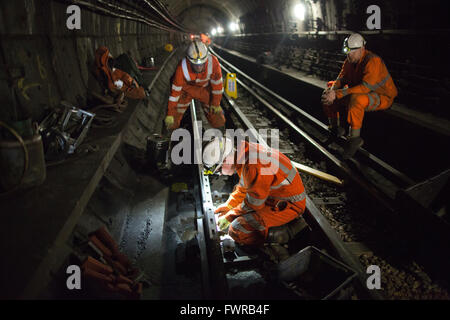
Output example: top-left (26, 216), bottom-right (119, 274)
top-left (276, 246), bottom-right (357, 300)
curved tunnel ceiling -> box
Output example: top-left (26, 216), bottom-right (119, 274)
top-left (163, 0), bottom-right (260, 32)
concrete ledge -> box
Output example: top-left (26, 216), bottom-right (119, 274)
top-left (0, 50), bottom-right (177, 299)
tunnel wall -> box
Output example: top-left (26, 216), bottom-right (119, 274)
top-left (0, 0), bottom-right (181, 124)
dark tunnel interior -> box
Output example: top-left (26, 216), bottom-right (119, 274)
top-left (0, 0), bottom-right (449, 306)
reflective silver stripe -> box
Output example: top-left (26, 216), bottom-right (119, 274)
top-left (269, 192), bottom-right (306, 203)
top-left (248, 150), bottom-right (298, 185)
top-left (177, 102), bottom-right (191, 107)
top-left (195, 78), bottom-right (209, 83)
top-left (202, 82), bottom-right (209, 87)
top-left (271, 168), bottom-right (297, 190)
top-left (366, 92), bottom-right (380, 111)
top-left (172, 84), bottom-right (182, 91)
top-left (242, 214), bottom-right (265, 231)
top-left (210, 78), bottom-right (223, 85)
top-left (286, 166), bottom-right (297, 183)
top-left (212, 89), bottom-right (223, 95)
top-left (207, 55), bottom-right (213, 78)
top-left (177, 107), bottom-right (188, 113)
top-left (362, 73), bottom-right (391, 91)
top-left (241, 201), bottom-right (253, 212)
top-left (246, 194), bottom-right (267, 206)
top-left (169, 95), bottom-right (180, 102)
top-left (367, 92), bottom-right (374, 110)
top-left (230, 219), bottom-right (251, 234)
top-left (270, 178), bottom-right (290, 190)
top-left (341, 87), bottom-right (349, 96)
top-left (181, 58), bottom-right (191, 82)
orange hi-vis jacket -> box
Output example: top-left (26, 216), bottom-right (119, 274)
top-left (94, 46), bottom-right (145, 100)
top-left (224, 141), bottom-right (306, 221)
top-left (167, 54), bottom-right (223, 117)
top-left (333, 49), bottom-right (398, 110)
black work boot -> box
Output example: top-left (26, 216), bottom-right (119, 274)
top-left (325, 126), bottom-right (346, 145)
top-left (330, 126), bottom-right (346, 138)
top-left (343, 136), bottom-right (364, 159)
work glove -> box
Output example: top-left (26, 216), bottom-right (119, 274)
top-left (215, 203), bottom-right (233, 217)
top-left (321, 89), bottom-right (335, 106)
top-left (114, 80), bottom-right (124, 90)
top-left (217, 216), bottom-right (231, 231)
top-left (210, 105), bottom-right (223, 114)
top-left (164, 115), bottom-right (174, 129)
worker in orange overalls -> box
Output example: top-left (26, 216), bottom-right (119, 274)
top-left (203, 137), bottom-right (306, 246)
top-left (94, 46), bottom-right (146, 100)
top-left (321, 33), bottom-right (398, 159)
top-left (164, 40), bottom-right (225, 130)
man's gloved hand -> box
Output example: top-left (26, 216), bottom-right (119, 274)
top-left (210, 105), bottom-right (223, 114)
top-left (215, 203), bottom-right (233, 217)
top-left (217, 216), bottom-right (231, 231)
top-left (164, 116), bottom-right (174, 129)
top-left (114, 79), bottom-right (124, 90)
top-left (321, 89), bottom-right (336, 106)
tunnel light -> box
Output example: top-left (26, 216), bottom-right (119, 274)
top-left (217, 26), bottom-right (224, 34)
top-left (293, 3), bottom-right (305, 21)
top-left (211, 28), bottom-right (217, 36)
top-left (229, 22), bottom-right (239, 32)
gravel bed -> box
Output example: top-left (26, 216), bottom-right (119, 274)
top-left (226, 90), bottom-right (450, 300)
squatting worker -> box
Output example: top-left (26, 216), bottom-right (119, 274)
top-left (202, 137), bottom-right (306, 246)
top-left (164, 40), bottom-right (225, 130)
top-left (321, 33), bottom-right (398, 159)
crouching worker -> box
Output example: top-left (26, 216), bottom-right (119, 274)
top-left (202, 137), bottom-right (306, 246)
top-left (164, 40), bottom-right (225, 130)
top-left (94, 46), bottom-right (146, 101)
top-left (321, 33), bottom-right (398, 159)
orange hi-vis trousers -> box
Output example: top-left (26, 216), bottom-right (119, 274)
top-left (323, 92), bottom-right (394, 130)
top-left (227, 201), bottom-right (301, 246)
top-left (171, 85), bottom-right (225, 129)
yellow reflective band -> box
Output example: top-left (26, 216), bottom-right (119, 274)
top-left (203, 169), bottom-right (214, 175)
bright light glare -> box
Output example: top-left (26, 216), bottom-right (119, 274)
top-left (211, 28), bottom-right (217, 36)
top-left (229, 22), bottom-right (239, 32)
top-left (293, 3), bottom-right (305, 20)
top-left (217, 26), bottom-right (223, 34)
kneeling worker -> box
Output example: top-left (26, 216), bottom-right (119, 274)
top-left (165, 40), bottom-right (225, 130)
top-left (203, 138), bottom-right (306, 246)
top-left (321, 33), bottom-right (398, 159)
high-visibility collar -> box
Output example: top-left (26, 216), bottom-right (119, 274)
top-left (181, 55), bottom-right (213, 82)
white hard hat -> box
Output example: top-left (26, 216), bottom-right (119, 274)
top-left (342, 33), bottom-right (366, 54)
top-left (202, 137), bottom-right (234, 174)
top-left (187, 40), bottom-right (208, 65)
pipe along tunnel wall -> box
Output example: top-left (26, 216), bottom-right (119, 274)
top-left (0, 0), bottom-right (181, 123)
top-left (0, 0), bottom-right (188, 298)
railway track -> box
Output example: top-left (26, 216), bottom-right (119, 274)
top-left (188, 50), bottom-right (450, 300)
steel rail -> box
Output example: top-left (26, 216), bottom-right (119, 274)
top-left (220, 63), bottom-right (396, 213)
top-left (190, 100), bottom-right (218, 298)
top-left (211, 47), bottom-right (415, 188)
top-left (221, 92), bottom-right (383, 300)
